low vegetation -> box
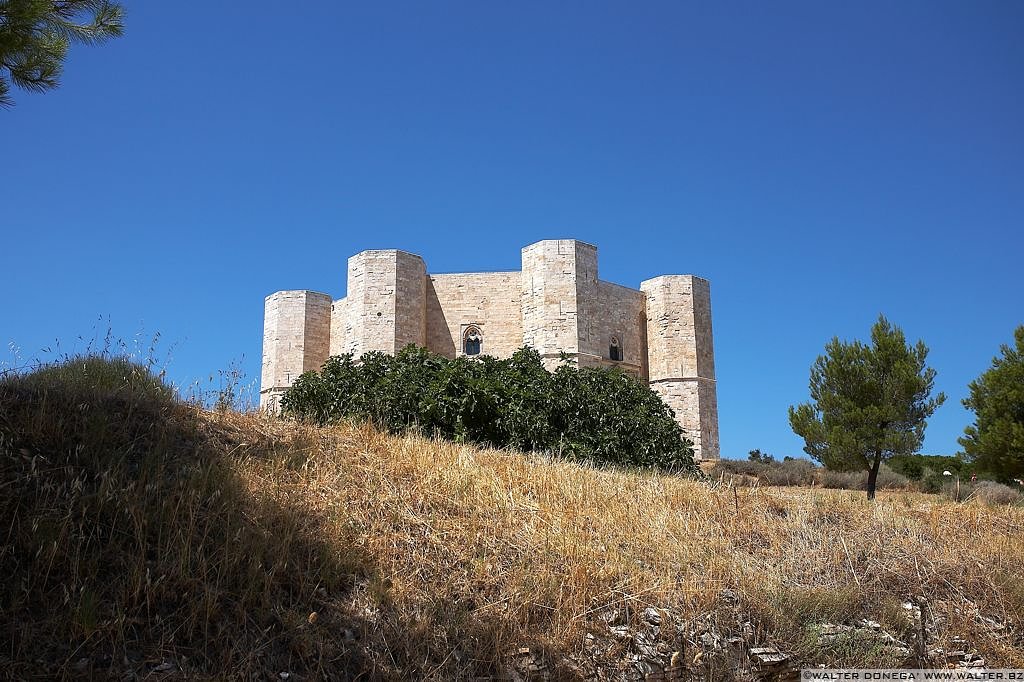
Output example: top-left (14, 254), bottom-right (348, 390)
top-left (282, 345), bottom-right (697, 472)
top-left (710, 457), bottom-right (914, 491)
top-left (2, 356), bottom-right (1023, 679)
top-left (714, 453), bottom-right (1023, 505)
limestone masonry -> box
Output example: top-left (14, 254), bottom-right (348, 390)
top-left (260, 239), bottom-right (720, 462)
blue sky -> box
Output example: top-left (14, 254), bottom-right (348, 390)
top-left (2, 1), bottom-right (1021, 459)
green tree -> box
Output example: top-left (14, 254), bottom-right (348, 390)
top-left (959, 326), bottom-right (1024, 482)
top-left (747, 448), bottom-right (775, 464)
top-left (0, 0), bottom-right (124, 107)
top-left (788, 315), bottom-right (946, 499)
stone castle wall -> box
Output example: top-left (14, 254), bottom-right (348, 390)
top-left (426, 272), bottom-right (522, 359)
top-left (260, 239), bottom-right (720, 461)
top-left (592, 281), bottom-right (647, 376)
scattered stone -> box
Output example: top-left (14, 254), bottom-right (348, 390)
top-left (741, 620), bottom-right (755, 639)
top-left (700, 632), bottom-right (720, 649)
top-left (634, 630), bottom-right (659, 659)
top-left (749, 646), bottom-right (798, 682)
top-left (643, 665), bottom-right (685, 681)
top-left (643, 607), bottom-right (663, 626)
top-left (818, 623), bottom-right (854, 642)
top-left (609, 625), bottom-right (631, 639)
top-left (599, 608), bottom-right (625, 626)
top-left (749, 646), bottom-right (788, 666)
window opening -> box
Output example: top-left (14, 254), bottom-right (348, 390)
top-left (464, 326), bottom-right (482, 356)
top-left (609, 336), bottom-right (623, 362)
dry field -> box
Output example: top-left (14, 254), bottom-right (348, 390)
top-left (2, 358), bottom-right (1022, 680)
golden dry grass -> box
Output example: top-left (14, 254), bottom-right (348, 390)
top-left (2, 358), bottom-right (1022, 679)
top-left (232, 415), bottom-right (1024, 672)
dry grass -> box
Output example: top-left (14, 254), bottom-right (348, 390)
top-left (2, 357), bottom-right (1023, 679)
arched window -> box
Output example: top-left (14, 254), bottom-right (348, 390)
top-left (464, 326), bottom-right (482, 356)
top-left (609, 336), bottom-right (623, 362)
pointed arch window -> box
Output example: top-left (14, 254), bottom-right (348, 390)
top-left (464, 326), bottom-right (482, 356)
top-left (609, 336), bottom-right (623, 362)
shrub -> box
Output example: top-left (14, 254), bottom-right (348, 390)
top-left (280, 346), bottom-right (697, 472)
top-left (918, 467), bottom-right (948, 493)
top-left (875, 464), bottom-right (911, 490)
top-left (974, 481), bottom-right (1021, 505)
top-left (711, 459), bottom-right (766, 478)
top-left (888, 453), bottom-right (968, 481)
top-left (820, 469), bottom-right (864, 491)
top-left (760, 459), bottom-right (817, 487)
top-left (946, 480), bottom-right (1023, 505)
top-left (820, 464), bottom-right (910, 492)
top-left (707, 458), bottom-right (817, 487)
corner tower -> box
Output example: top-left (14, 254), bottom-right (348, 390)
top-left (520, 239), bottom-right (600, 369)
top-left (337, 249), bottom-right (427, 356)
top-left (640, 275), bottom-right (720, 462)
top-left (259, 290), bottom-right (332, 411)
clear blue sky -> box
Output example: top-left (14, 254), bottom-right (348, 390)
top-left (2, 1), bottom-right (1022, 459)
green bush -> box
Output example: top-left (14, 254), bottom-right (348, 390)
top-left (887, 453), bottom-right (969, 481)
top-left (280, 346), bottom-right (697, 472)
top-left (918, 467), bottom-right (948, 493)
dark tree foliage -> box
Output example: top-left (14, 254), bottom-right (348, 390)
top-left (747, 449), bottom-right (775, 464)
top-left (959, 326), bottom-right (1024, 482)
top-left (280, 345), bottom-right (697, 473)
top-left (788, 315), bottom-right (946, 500)
top-left (0, 0), bottom-right (124, 106)
top-left (886, 453), bottom-right (967, 481)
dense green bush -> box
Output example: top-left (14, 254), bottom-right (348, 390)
top-left (280, 346), bottom-right (697, 472)
top-left (887, 453), bottom-right (969, 481)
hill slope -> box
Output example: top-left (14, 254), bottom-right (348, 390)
top-left (1, 358), bottom-right (1022, 680)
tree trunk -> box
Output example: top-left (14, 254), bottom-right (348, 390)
top-left (866, 453), bottom-right (883, 500)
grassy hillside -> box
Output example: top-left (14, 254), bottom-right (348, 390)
top-left (2, 358), bottom-right (1022, 680)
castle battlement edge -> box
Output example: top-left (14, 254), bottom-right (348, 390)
top-left (260, 238), bottom-right (720, 462)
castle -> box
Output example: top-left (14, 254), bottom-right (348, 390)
top-left (260, 239), bottom-right (720, 462)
